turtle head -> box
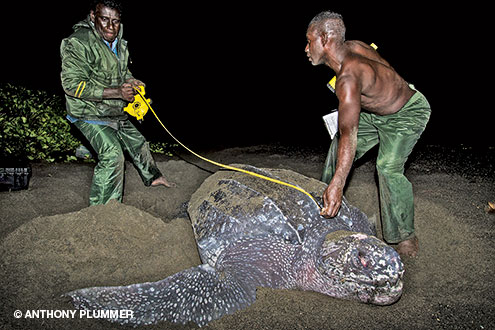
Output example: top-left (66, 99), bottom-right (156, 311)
top-left (315, 231), bottom-right (404, 305)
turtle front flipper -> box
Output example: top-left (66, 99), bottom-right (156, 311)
top-left (65, 263), bottom-right (257, 327)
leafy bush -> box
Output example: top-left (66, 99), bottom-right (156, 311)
top-left (0, 84), bottom-right (177, 163)
top-left (0, 84), bottom-right (80, 163)
top-left (149, 141), bottom-right (177, 156)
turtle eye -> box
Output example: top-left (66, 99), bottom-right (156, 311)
top-left (358, 251), bottom-right (368, 268)
top-left (350, 249), bottom-right (368, 269)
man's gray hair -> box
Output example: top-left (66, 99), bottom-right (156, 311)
top-left (308, 11), bottom-right (346, 43)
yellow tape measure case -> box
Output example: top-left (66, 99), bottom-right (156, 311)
top-left (123, 86), bottom-right (150, 121)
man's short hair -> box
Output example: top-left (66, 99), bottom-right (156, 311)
top-left (308, 11), bottom-right (346, 43)
top-left (90, 0), bottom-right (123, 15)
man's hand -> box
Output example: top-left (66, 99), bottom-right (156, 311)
top-left (103, 79), bottom-right (146, 102)
top-left (127, 79), bottom-right (145, 89)
top-left (121, 79), bottom-right (146, 102)
top-left (103, 83), bottom-right (137, 102)
top-left (320, 183), bottom-right (343, 218)
top-left (119, 83), bottom-right (136, 102)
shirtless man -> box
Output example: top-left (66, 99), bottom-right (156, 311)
top-left (305, 11), bottom-right (431, 257)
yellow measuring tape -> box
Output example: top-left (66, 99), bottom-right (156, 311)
top-left (133, 88), bottom-right (322, 210)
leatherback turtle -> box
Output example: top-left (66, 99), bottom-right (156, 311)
top-left (66, 165), bottom-right (404, 327)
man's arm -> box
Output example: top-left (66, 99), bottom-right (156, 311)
top-left (61, 38), bottom-right (104, 101)
top-left (102, 78), bottom-right (146, 102)
top-left (61, 38), bottom-right (144, 103)
top-left (102, 83), bottom-right (135, 102)
top-left (321, 73), bottom-right (362, 218)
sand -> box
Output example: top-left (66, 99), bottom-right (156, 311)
top-left (1, 145), bottom-right (494, 329)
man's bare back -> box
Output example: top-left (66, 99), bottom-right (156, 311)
top-left (339, 40), bottom-right (415, 115)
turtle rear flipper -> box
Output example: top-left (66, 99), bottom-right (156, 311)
top-left (65, 263), bottom-right (256, 327)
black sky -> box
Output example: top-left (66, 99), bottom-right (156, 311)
top-left (2, 2), bottom-right (490, 148)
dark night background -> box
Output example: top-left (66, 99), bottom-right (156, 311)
top-left (2, 2), bottom-right (491, 150)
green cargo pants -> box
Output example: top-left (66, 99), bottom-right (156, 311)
top-left (74, 119), bottom-right (162, 205)
top-left (321, 87), bottom-right (431, 243)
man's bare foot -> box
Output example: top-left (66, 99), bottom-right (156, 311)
top-left (151, 176), bottom-right (176, 188)
top-left (395, 236), bottom-right (419, 258)
top-left (487, 201), bottom-right (495, 213)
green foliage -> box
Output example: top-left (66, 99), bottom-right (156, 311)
top-left (0, 84), bottom-right (81, 163)
top-left (149, 141), bottom-right (177, 157)
top-left (0, 84), bottom-right (177, 163)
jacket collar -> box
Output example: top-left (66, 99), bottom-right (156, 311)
top-left (73, 15), bottom-right (125, 43)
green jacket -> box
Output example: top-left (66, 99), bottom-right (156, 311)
top-left (60, 16), bottom-right (133, 121)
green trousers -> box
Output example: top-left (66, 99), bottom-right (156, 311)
top-left (321, 87), bottom-right (431, 243)
top-left (74, 120), bottom-right (162, 205)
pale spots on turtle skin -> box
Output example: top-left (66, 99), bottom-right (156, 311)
top-left (65, 166), bottom-right (404, 327)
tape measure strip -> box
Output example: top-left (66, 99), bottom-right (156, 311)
top-left (133, 88), bottom-right (322, 210)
